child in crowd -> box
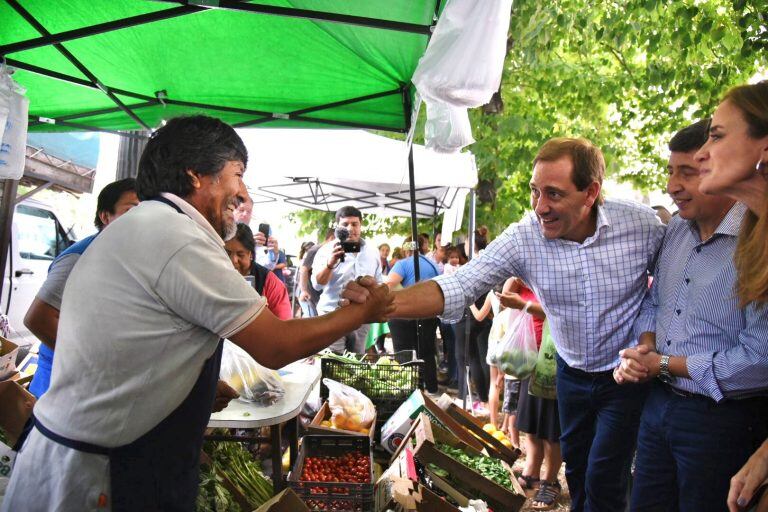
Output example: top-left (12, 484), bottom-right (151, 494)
top-left (443, 246), bottom-right (461, 276)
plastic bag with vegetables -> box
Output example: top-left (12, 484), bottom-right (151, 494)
top-left (219, 341), bottom-right (284, 405)
top-left (488, 303), bottom-right (538, 379)
top-left (323, 378), bottom-right (376, 434)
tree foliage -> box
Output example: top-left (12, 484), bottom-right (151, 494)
top-left (473, 0), bottom-right (767, 234)
top-left (294, 1), bottom-right (767, 238)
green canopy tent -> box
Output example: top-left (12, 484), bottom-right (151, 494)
top-left (1, 0), bottom-right (448, 291)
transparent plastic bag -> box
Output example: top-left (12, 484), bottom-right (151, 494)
top-left (220, 341), bottom-right (284, 405)
top-left (0, 65), bottom-right (29, 180)
top-left (529, 320), bottom-right (558, 400)
top-left (323, 378), bottom-right (375, 434)
top-left (412, 0), bottom-right (512, 108)
top-left (424, 101), bottom-right (474, 153)
top-left (489, 303), bottom-right (538, 379)
top-left (486, 306), bottom-right (523, 366)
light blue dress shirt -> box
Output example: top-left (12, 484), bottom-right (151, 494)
top-left (434, 199), bottom-right (665, 372)
top-left (633, 203), bottom-right (768, 401)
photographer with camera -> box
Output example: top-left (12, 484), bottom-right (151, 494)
top-left (312, 206), bottom-right (382, 352)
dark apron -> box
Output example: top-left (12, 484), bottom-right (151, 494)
top-left (21, 196), bottom-right (225, 511)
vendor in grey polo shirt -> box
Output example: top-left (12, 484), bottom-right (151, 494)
top-left (1, 115), bottom-right (393, 512)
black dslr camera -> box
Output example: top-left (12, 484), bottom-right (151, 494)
top-left (335, 227), bottom-right (361, 262)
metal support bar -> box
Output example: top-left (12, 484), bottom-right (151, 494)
top-left (156, 0), bottom-right (433, 35)
top-left (462, 189), bottom-right (476, 411)
top-left (0, 180), bottom-right (19, 301)
top-left (29, 118), bottom-right (150, 139)
top-left (28, 101), bottom-right (157, 127)
top-left (14, 182), bottom-right (53, 205)
top-left (0, 6), bottom-right (203, 55)
top-left (5, 0), bottom-right (150, 131)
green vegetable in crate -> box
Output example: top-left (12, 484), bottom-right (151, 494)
top-left (436, 444), bottom-right (514, 489)
top-left (488, 304), bottom-right (539, 379)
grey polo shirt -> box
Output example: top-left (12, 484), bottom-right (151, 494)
top-left (34, 193), bottom-right (266, 447)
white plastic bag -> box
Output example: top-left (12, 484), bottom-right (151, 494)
top-left (424, 101), bottom-right (474, 153)
top-left (486, 305), bottom-right (521, 366)
top-left (489, 303), bottom-right (538, 379)
top-left (220, 341), bottom-right (284, 405)
top-left (0, 65), bottom-right (29, 180)
top-left (412, 0), bottom-right (512, 108)
top-left (323, 378), bottom-right (375, 433)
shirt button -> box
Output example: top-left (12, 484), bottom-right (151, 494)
top-left (666, 340), bottom-right (671, 346)
top-left (676, 309), bottom-right (681, 315)
top-left (696, 247), bottom-right (701, 253)
top-left (685, 278), bottom-right (690, 284)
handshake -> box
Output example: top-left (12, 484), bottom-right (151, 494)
top-left (342, 275), bottom-right (396, 323)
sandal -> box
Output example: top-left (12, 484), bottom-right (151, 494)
top-left (531, 480), bottom-right (561, 511)
top-left (516, 474), bottom-right (540, 490)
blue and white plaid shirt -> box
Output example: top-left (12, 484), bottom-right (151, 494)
top-left (434, 199), bottom-right (665, 372)
top-left (633, 203), bottom-right (768, 401)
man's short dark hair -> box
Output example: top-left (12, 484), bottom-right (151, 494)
top-left (668, 119), bottom-right (710, 153)
top-left (94, 178), bottom-right (136, 230)
top-left (136, 115), bottom-right (248, 200)
top-left (335, 206), bottom-right (362, 222)
top-left (233, 223), bottom-right (256, 255)
top-left (534, 137), bottom-right (605, 206)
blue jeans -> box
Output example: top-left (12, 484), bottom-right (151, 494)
top-left (299, 299), bottom-right (317, 318)
top-left (630, 382), bottom-right (767, 512)
top-left (556, 355), bottom-right (649, 512)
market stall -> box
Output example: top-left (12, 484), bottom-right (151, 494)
top-left (0, 1), bottom-right (518, 511)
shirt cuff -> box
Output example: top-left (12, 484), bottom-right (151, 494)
top-left (433, 274), bottom-right (465, 323)
top-left (686, 352), bottom-right (724, 402)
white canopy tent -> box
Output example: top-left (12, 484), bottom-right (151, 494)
top-left (238, 129), bottom-right (477, 239)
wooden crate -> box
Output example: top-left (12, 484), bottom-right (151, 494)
top-left (307, 401), bottom-right (376, 444)
top-left (441, 401), bottom-right (520, 466)
top-left (410, 414), bottom-right (526, 512)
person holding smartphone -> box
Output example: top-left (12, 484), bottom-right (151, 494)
top-left (312, 205), bottom-right (382, 353)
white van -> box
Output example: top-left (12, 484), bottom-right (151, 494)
top-left (1, 198), bottom-right (73, 355)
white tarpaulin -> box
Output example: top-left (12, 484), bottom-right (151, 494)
top-left (238, 128), bottom-right (477, 220)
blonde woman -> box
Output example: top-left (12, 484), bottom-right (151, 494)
top-left (693, 80), bottom-right (768, 512)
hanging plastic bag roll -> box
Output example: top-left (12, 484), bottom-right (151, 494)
top-left (0, 64), bottom-right (29, 180)
top-left (219, 340), bottom-right (285, 405)
top-left (412, 0), bottom-right (512, 108)
top-left (424, 101), bottom-right (475, 153)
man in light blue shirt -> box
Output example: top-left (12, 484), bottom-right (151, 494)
top-left (616, 120), bottom-right (768, 511)
top-left (344, 137), bottom-right (665, 511)
top-left (312, 205), bottom-right (381, 352)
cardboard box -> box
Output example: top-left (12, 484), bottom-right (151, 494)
top-left (376, 444), bottom-right (462, 512)
top-left (0, 381), bottom-right (35, 447)
top-left (0, 336), bottom-right (19, 381)
top-left (409, 413), bottom-right (526, 512)
top-left (440, 399), bottom-right (520, 466)
top-left (252, 488), bottom-right (309, 512)
top-left (380, 391), bottom-right (483, 454)
top-left (306, 401), bottom-right (376, 444)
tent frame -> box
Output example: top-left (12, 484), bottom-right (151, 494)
top-left (1, 0), bottom-right (469, 369)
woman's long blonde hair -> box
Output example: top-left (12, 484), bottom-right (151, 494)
top-left (727, 81), bottom-right (768, 306)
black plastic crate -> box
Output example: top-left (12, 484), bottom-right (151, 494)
top-left (320, 351), bottom-right (424, 428)
top-left (288, 435), bottom-right (374, 512)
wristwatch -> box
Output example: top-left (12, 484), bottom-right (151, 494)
top-left (658, 354), bottom-right (674, 383)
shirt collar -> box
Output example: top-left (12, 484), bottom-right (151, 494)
top-left (160, 192), bottom-right (225, 247)
top-left (685, 202), bottom-right (746, 241)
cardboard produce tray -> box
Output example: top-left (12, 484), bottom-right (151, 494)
top-left (408, 414), bottom-right (526, 512)
top-left (307, 401), bottom-right (376, 444)
top-left (439, 399), bottom-right (521, 466)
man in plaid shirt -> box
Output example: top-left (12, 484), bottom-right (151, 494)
top-left (345, 137), bottom-right (665, 511)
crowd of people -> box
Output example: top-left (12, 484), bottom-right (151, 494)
top-left (2, 79), bottom-right (768, 512)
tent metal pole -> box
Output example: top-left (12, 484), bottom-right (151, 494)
top-left (154, 1), bottom-right (434, 35)
top-left (5, 0), bottom-right (151, 131)
top-left (462, 188), bottom-right (476, 411)
top-left (28, 101), bottom-right (158, 127)
top-left (0, 6), bottom-right (203, 55)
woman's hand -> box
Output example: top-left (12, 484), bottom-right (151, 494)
top-left (728, 440), bottom-right (768, 511)
top-left (495, 291), bottom-right (525, 310)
